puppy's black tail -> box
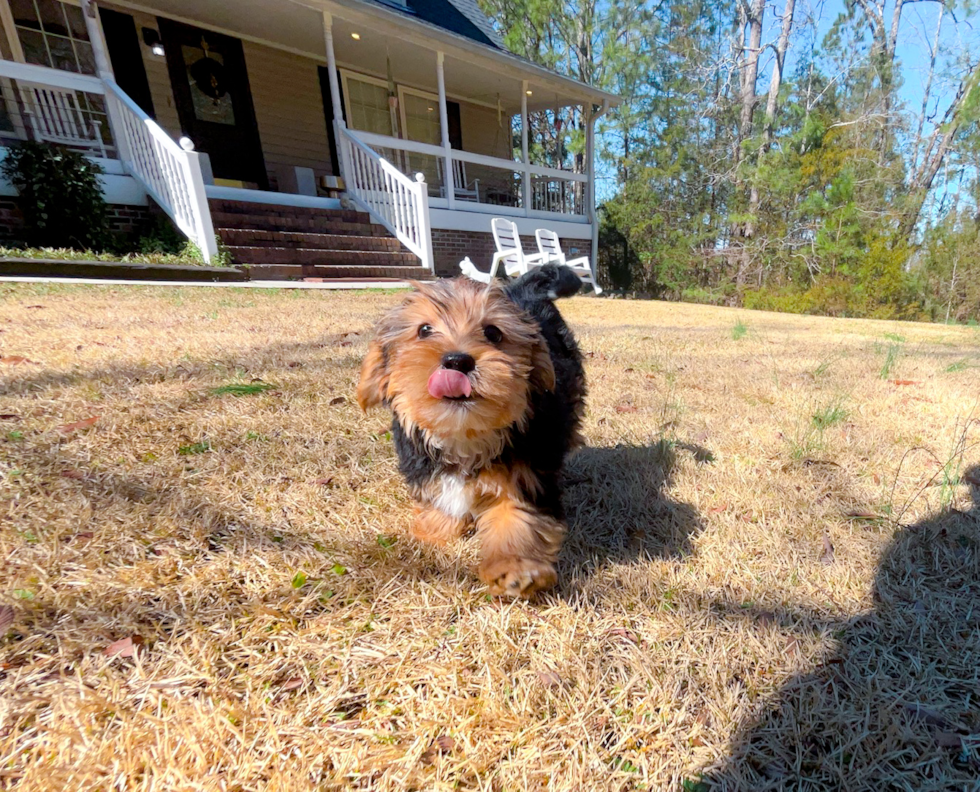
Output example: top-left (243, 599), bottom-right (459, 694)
top-left (505, 264), bottom-right (582, 303)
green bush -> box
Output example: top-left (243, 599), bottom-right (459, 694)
top-left (137, 213), bottom-right (187, 256)
top-left (1, 141), bottom-right (111, 250)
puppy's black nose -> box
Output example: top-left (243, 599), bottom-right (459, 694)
top-left (441, 352), bottom-right (476, 374)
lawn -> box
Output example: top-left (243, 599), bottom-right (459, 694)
top-left (1, 283), bottom-right (979, 791)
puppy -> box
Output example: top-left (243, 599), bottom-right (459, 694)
top-left (357, 265), bottom-right (586, 597)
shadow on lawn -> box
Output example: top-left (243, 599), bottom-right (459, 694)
top-left (557, 439), bottom-right (708, 593)
top-left (698, 465), bottom-right (980, 790)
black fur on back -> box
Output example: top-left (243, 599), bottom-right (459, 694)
top-left (393, 265), bottom-right (586, 519)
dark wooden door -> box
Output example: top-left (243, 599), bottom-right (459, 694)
top-left (100, 8), bottom-right (154, 117)
top-left (158, 18), bottom-right (267, 188)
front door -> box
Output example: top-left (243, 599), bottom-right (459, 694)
top-left (158, 18), bottom-right (267, 189)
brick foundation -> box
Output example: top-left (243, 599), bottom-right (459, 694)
top-left (431, 228), bottom-right (590, 278)
top-left (0, 197), bottom-right (151, 244)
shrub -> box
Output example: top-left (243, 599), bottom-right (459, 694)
top-left (1, 141), bottom-right (110, 250)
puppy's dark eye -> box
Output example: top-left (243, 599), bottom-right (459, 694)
top-left (483, 325), bottom-right (503, 344)
top-left (418, 324), bottom-right (434, 339)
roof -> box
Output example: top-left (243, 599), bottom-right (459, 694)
top-left (361, 0), bottom-right (504, 49)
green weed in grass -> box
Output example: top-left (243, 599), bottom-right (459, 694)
top-left (811, 401), bottom-right (849, 429)
top-left (945, 359), bottom-right (975, 373)
top-left (210, 382), bottom-right (277, 397)
top-left (178, 440), bottom-right (211, 455)
top-left (813, 351), bottom-right (846, 378)
top-left (732, 319), bottom-right (748, 340)
top-left (876, 336), bottom-right (904, 379)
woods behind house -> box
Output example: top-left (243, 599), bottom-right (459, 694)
top-left (479, 0), bottom-right (980, 321)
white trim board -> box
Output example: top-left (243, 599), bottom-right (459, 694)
top-left (428, 208), bottom-right (591, 239)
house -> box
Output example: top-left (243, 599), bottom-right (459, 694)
top-left (0, 0), bottom-right (619, 281)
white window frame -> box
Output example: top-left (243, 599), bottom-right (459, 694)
top-left (340, 68), bottom-right (397, 137)
top-left (396, 84), bottom-right (442, 146)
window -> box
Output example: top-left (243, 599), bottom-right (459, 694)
top-left (398, 87), bottom-right (441, 145)
top-left (10, 0), bottom-right (95, 74)
top-left (341, 71), bottom-right (394, 136)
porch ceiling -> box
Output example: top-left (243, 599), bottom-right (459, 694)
top-left (113, 0), bottom-right (615, 113)
top-left (330, 16), bottom-right (550, 114)
top-left (115, 0), bottom-right (328, 59)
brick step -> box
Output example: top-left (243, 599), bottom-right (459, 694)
top-left (245, 263), bottom-right (434, 281)
top-left (226, 245), bottom-right (420, 267)
top-left (211, 211), bottom-right (388, 236)
top-left (216, 228), bottom-right (402, 252)
top-left (208, 199), bottom-right (372, 224)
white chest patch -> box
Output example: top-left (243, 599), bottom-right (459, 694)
top-left (432, 474), bottom-right (473, 520)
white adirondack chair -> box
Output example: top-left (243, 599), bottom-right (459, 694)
top-left (20, 82), bottom-right (107, 158)
top-left (459, 217), bottom-right (548, 283)
top-left (535, 227), bottom-right (602, 294)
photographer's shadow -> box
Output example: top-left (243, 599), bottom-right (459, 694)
top-left (699, 465), bottom-right (980, 790)
top-left (557, 439), bottom-right (708, 591)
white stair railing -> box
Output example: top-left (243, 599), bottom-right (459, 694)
top-left (337, 123), bottom-right (433, 271)
top-left (103, 80), bottom-right (217, 263)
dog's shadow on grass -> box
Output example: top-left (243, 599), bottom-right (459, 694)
top-left (697, 466), bottom-right (980, 790)
top-left (557, 439), bottom-right (709, 591)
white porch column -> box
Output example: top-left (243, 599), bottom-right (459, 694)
top-left (322, 11), bottom-right (348, 186)
top-left (322, 13), bottom-right (345, 126)
top-left (587, 101), bottom-right (609, 285)
top-left (81, 0), bottom-right (130, 162)
top-left (436, 51), bottom-right (454, 209)
top-left (80, 0), bottom-right (112, 79)
top-left (521, 80), bottom-right (530, 214)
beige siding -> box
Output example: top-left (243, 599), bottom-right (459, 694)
top-left (243, 41), bottom-right (333, 187)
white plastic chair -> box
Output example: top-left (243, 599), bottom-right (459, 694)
top-left (535, 227), bottom-right (602, 294)
top-left (20, 83), bottom-right (107, 158)
top-left (459, 217), bottom-right (547, 283)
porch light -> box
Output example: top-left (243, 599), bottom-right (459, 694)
top-left (142, 27), bottom-right (165, 56)
top-left (351, 32), bottom-right (361, 40)
top-left (526, 90), bottom-right (533, 96)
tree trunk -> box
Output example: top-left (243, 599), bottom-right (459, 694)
top-left (732, 0), bottom-right (765, 289)
top-left (747, 0), bottom-right (797, 240)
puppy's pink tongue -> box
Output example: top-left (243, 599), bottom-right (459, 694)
top-left (428, 368), bottom-right (472, 399)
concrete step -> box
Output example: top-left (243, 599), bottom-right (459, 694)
top-left (226, 245), bottom-right (420, 267)
top-left (217, 228), bottom-right (402, 252)
top-left (245, 263), bottom-right (434, 281)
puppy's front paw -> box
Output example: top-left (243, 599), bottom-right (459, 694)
top-left (480, 556), bottom-right (557, 598)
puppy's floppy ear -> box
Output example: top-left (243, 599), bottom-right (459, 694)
top-left (529, 334), bottom-right (556, 393)
top-left (357, 339), bottom-right (389, 410)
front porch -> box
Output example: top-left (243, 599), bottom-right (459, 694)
top-left (0, 0), bottom-right (616, 276)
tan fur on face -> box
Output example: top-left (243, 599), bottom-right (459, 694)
top-left (357, 278), bottom-right (554, 466)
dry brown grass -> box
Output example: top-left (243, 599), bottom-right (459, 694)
top-left (1, 283), bottom-right (979, 791)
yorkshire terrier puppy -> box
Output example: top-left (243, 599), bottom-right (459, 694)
top-left (357, 265), bottom-right (586, 597)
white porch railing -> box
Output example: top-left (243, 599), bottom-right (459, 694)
top-left (0, 59), bottom-right (217, 263)
top-left (103, 81), bottom-right (217, 262)
top-left (349, 129), bottom-right (589, 221)
top-left (337, 122), bottom-right (433, 270)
